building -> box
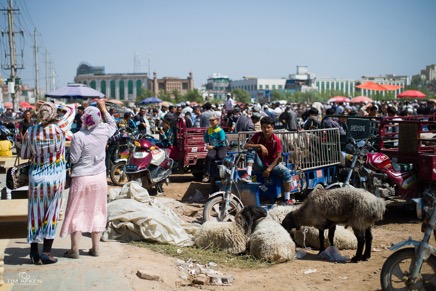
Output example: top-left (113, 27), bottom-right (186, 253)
top-left (229, 77), bottom-right (286, 101)
top-left (286, 66), bottom-right (318, 93)
top-left (419, 64), bottom-right (436, 82)
top-left (74, 63), bottom-right (194, 102)
top-left (205, 73), bottom-right (230, 101)
top-left (74, 63), bottom-right (149, 102)
top-left (151, 72), bottom-right (194, 97)
top-left (315, 77), bottom-right (357, 96)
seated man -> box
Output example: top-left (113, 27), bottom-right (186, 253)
top-left (242, 116), bottom-right (295, 205)
top-left (158, 116), bottom-right (176, 149)
top-left (202, 114), bottom-right (227, 183)
top-left (117, 112), bottom-right (137, 133)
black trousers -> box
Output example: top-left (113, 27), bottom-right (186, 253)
top-left (105, 143), bottom-right (119, 175)
top-left (204, 146), bottom-right (227, 176)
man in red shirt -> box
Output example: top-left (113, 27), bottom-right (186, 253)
top-left (242, 116), bottom-right (295, 205)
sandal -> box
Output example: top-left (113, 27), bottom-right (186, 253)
top-left (64, 250), bottom-right (80, 259)
top-left (88, 248), bottom-right (99, 257)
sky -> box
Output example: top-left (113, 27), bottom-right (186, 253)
top-left (1, 0), bottom-right (435, 92)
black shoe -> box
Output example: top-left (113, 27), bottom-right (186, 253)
top-left (40, 253), bottom-right (58, 264)
top-left (202, 175), bottom-right (210, 183)
top-left (29, 253), bottom-right (41, 265)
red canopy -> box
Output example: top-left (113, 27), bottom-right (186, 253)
top-left (3, 102), bottom-right (12, 109)
top-left (19, 101), bottom-right (32, 108)
top-left (356, 81), bottom-right (403, 91)
top-left (397, 90), bottom-right (426, 99)
top-left (350, 96), bottom-right (373, 103)
top-left (328, 96), bottom-right (350, 103)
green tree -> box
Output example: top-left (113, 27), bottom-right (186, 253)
top-left (173, 90), bottom-right (182, 103)
top-left (271, 90), bottom-right (285, 102)
top-left (232, 88), bottom-right (250, 104)
top-left (158, 91), bottom-right (172, 102)
top-left (184, 89), bottom-right (203, 103)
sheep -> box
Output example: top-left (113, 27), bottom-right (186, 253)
top-left (291, 225), bottom-right (357, 250)
top-left (268, 206), bottom-right (357, 250)
top-left (248, 217), bottom-right (295, 263)
top-left (195, 206), bottom-right (267, 254)
top-left (281, 187), bottom-right (386, 262)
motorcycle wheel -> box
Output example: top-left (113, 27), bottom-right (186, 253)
top-left (203, 195), bottom-right (243, 223)
top-left (110, 162), bottom-right (129, 186)
top-left (380, 248), bottom-right (436, 291)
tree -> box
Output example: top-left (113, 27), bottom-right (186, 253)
top-left (184, 89), bottom-right (203, 103)
top-left (232, 88), bottom-right (250, 104)
top-left (271, 90), bottom-right (285, 102)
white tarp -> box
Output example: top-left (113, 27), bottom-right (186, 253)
top-left (102, 182), bottom-right (199, 246)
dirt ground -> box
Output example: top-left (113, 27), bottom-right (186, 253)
top-left (116, 174), bottom-right (425, 291)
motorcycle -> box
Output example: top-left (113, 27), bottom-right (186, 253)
top-left (380, 188), bottom-right (436, 290)
top-left (110, 133), bottom-right (165, 186)
top-left (124, 136), bottom-right (173, 193)
top-left (327, 136), bottom-right (423, 201)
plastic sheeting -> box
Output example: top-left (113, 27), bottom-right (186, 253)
top-left (102, 182), bottom-right (200, 246)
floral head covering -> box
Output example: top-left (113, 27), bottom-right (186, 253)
top-left (80, 106), bottom-right (102, 130)
top-left (37, 101), bottom-right (58, 124)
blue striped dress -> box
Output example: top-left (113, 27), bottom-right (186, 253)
top-left (21, 105), bottom-right (75, 243)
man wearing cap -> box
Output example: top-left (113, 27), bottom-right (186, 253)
top-left (202, 114), bottom-right (227, 183)
top-left (225, 93), bottom-right (235, 112)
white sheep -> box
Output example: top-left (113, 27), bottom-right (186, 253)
top-left (291, 225), bottom-right (357, 250)
top-left (281, 187), bottom-right (386, 262)
top-left (195, 206), bottom-right (267, 254)
top-left (248, 217), bottom-right (295, 263)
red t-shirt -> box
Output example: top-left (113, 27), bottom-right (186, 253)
top-left (249, 132), bottom-right (282, 166)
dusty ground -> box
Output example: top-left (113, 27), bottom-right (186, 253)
top-left (116, 174), bottom-right (425, 291)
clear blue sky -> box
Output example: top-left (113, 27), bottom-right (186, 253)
top-left (2, 0), bottom-right (435, 91)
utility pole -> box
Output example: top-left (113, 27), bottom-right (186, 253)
top-left (33, 29), bottom-right (39, 102)
top-left (1, 0), bottom-right (21, 111)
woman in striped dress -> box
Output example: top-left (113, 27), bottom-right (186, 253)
top-left (21, 101), bottom-right (75, 264)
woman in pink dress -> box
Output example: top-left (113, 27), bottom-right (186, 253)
top-left (21, 101), bottom-right (75, 264)
top-left (60, 100), bottom-right (116, 258)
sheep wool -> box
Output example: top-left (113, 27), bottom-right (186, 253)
top-left (249, 218), bottom-right (296, 263)
top-left (267, 205), bottom-right (299, 224)
top-left (194, 221), bottom-right (248, 254)
top-left (291, 225), bottom-right (357, 250)
top-left (287, 188), bottom-right (385, 232)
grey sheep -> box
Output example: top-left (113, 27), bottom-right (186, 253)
top-left (281, 187), bottom-right (386, 262)
top-left (195, 206), bottom-right (267, 254)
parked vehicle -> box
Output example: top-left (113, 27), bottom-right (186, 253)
top-left (380, 188), bottom-right (436, 290)
top-left (124, 137), bottom-right (173, 193)
top-left (203, 128), bottom-right (342, 222)
top-left (329, 116), bottom-right (436, 203)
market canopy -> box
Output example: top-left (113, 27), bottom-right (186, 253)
top-left (397, 90), bottom-right (426, 99)
top-left (328, 96), bottom-right (350, 103)
top-left (45, 83), bottom-right (105, 99)
top-left (356, 81), bottom-right (401, 91)
top-left (350, 96), bottom-right (373, 103)
top-left (140, 96), bottom-right (162, 104)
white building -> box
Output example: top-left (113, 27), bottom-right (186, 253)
top-left (229, 77), bottom-right (286, 101)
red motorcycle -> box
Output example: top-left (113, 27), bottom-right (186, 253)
top-left (328, 137), bottom-right (429, 201)
top-left (125, 137), bottom-right (173, 193)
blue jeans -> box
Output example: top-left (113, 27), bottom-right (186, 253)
top-left (246, 150), bottom-right (291, 183)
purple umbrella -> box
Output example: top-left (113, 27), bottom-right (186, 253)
top-left (140, 96), bottom-right (162, 104)
top-left (45, 83), bottom-right (105, 99)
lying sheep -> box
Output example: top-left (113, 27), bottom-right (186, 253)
top-left (291, 225), bottom-right (357, 250)
top-left (249, 217), bottom-right (295, 263)
top-left (281, 187), bottom-right (386, 262)
top-left (195, 206), bottom-right (267, 254)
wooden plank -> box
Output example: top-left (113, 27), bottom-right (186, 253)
top-left (0, 200), bottom-right (27, 222)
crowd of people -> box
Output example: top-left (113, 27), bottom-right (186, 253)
top-left (2, 95), bottom-right (436, 265)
